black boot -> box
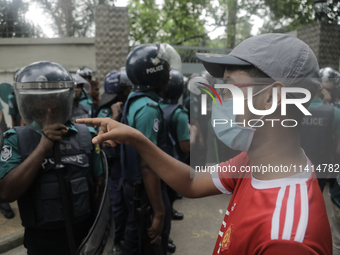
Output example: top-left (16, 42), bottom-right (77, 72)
top-left (172, 209), bottom-right (183, 220)
top-left (167, 241), bottom-right (176, 253)
top-left (0, 202), bottom-right (14, 219)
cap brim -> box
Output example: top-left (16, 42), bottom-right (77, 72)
top-left (196, 53), bottom-right (252, 78)
top-left (98, 93), bottom-right (118, 110)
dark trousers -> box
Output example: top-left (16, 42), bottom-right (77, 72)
top-left (24, 219), bottom-right (92, 255)
top-left (123, 182), bottom-right (171, 255)
top-left (108, 158), bottom-right (128, 242)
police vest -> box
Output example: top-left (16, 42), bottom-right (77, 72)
top-left (97, 108), bottom-right (120, 159)
top-left (121, 92), bottom-right (174, 184)
top-left (162, 104), bottom-right (189, 164)
top-left (15, 124), bottom-right (94, 229)
top-left (70, 103), bottom-right (90, 123)
top-left (300, 104), bottom-right (334, 166)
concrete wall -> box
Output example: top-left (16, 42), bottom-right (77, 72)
top-left (298, 23), bottom-right (340, 71)
top-left (0, 37), bottom-right (96, 128)
top-left (0, 37), bottom-right (96, 74)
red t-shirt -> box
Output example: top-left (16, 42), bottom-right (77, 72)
top-left (211, 152), bottom-right (332, 255)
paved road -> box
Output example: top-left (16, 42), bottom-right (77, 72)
top-left (2, 183), bottom-right (334, 255)
top-left (171, 194), bottom-right (230, 254)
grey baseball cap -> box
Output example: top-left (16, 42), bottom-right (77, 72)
top-left (196, 33), bottom-right (322, 98)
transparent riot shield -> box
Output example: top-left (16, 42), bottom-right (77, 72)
top-left (76, 150), bottom-right (115, 255)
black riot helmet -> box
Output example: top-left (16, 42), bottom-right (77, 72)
top-left (126, 42), bottom-right (181, 92)
top-left (320, 67), bottom-right (340, 87)
top-left (17, 61), bottom-right (74, 83)
top-left (161, 69), bottom-right (184, 104)
top-left (14, 61), bottom-right (75, 131)
top-left (77, 67), bottom-right (93, 81)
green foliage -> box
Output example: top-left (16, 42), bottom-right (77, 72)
top-left (128, 0), bottom-right (209, 46)
top-left (33, 0), bottom-right (113, 37)
top-left (0, 0), bottom-right (43, 37)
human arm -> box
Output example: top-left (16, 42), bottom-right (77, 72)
top-left (191, 118), bottom-right (204, 147)
top-left (10, 116), bottom-right (16, 128)
top-left (134, 105), bottom-right (165, 243)
top-left (189, 124), bottom-right (197, 147)
top-left (76, 118), bottom-right (221, 198)
top-left (110, 102), bottom-right (123, 121)
top-left (141, 158), bottom-right (165, 243)
top-left (0, 124), bottom-right (68, 202)
top-left (175, 109), bottom-right (190, 153)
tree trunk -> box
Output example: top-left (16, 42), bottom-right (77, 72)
top-left (226, 0), bottom-right (237, 48)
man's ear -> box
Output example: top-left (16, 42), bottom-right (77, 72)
top-left (264, 82), bottom-right (284, 110)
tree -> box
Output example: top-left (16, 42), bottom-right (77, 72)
top-left (127, 0), bottom-right (209, 46)
top-left (0, 0), bottom-right (43, 38)
top-left (255, 0), bottom-right (315, 33)
top-left (33, 0), bottom-right (113, 37)
top-left (205, 0), bottom-right (253, 49)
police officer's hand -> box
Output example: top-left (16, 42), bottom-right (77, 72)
top-left (148, 214), bottom-right (165, 244)
top-left (76, 118), bottom-right (139, 147)
top-left (39, 124), bottom-right (68, 152)
top-left (110, 102), bottom-right (123, 121)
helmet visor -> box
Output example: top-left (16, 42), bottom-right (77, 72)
top-left (156, 43), bottom-right (182, 71)
top-left (120, 67), bottom-right (133, 87)
top-left (72, 74), bottom-right (91, 92)
top-left (15, 87), bottom-right (74, 131)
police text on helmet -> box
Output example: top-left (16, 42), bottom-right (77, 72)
top-left (146, 65), bottom-right (164, 74)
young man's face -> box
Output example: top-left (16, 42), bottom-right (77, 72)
top-left (90, 83), bottom-right (100, 99)
top-left (75, 85), bottom-right (83, 99)
top-left (222, 69), bottom-right (259, 123)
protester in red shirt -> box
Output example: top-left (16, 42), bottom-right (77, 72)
top-left (77, 33), bottom-right (332, 254)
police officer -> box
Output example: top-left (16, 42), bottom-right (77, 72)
top-left (320, 67), bottom-right (340, 104)
top-left (8, 68), bottom-right (25, 128)
top-left (0, 100), bottom-right (15, 219)
top-left (159, 68), bottom-right (189, 216)
top-left (77, 66), bottom-right (93, 82)
top-left (0, 61), bottom-right (104, 255)
top-left (159, 68), bottom-right (192, 253)
top-left (70, 73), bottom-right (92, 122)
top-left (160, 69), bottom-right (190, 164)
top-left (121, 42), bottom-right (181, 254)
top-left (77, 67), bottom-right (95, 116)
top-left (300, 67), bottom-right (340, 191)
top-left (97, 68), bottom-right (132, 254)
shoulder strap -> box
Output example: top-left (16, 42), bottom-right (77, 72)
top-left (162, 104), bottom-right (181, 130)
top-left (122, 92), bottom-right (158, 125)
top-left (73, 123), bottom-right (93, 153)
top-left (15, 126), bottom-right (41, 158)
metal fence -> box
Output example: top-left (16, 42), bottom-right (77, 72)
top-left (172, 45), bottom-right (232, 63)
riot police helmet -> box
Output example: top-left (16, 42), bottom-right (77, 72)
top-left (14, 61), bottom-right (75, 131)
top-left (77, 67), bottom-right (93, 81)
top-left (320, 67), bottom-right (340, 88)
top-left (126, 42), bottom-right (181, 91)
top-left (99, 69), bottom-right (133, 109)
top-left (161, 69), bottom-right (184, 104)
top-left (71, 73), bottom-right (91, 93)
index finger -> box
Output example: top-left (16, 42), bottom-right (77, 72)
top-left (44, 108), bottom-right (53, 126)
top-left (76, 118), bottom-right (104, 126)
